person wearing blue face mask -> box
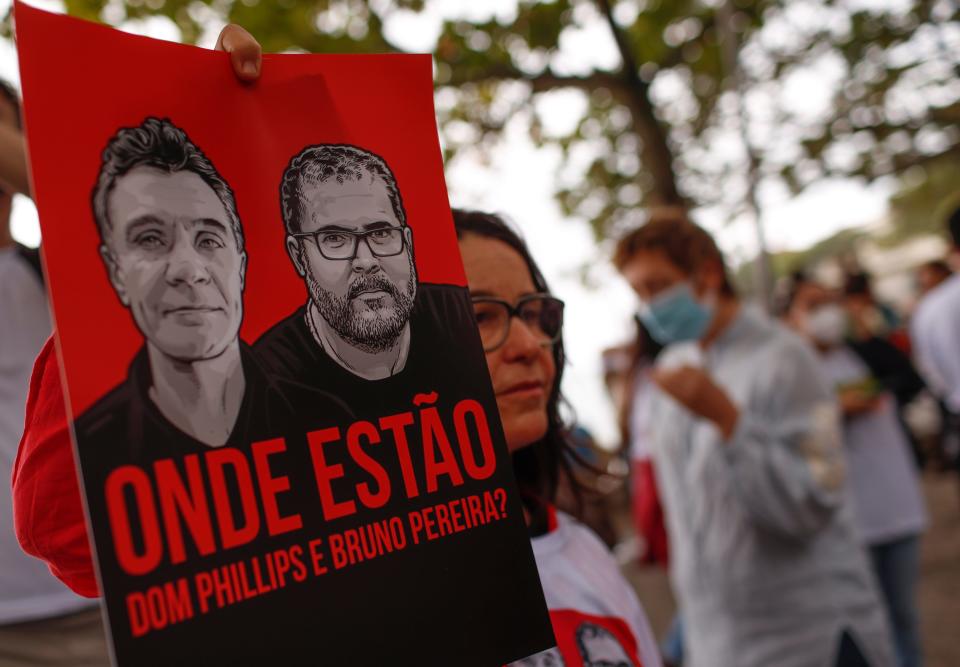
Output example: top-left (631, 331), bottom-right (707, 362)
top-left (635, 281), bottom-right (716, 345)
top-left (613, 210), bottom-right (895, 667)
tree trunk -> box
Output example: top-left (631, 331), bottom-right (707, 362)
top-left (595, 0), bottom-right (684, 207)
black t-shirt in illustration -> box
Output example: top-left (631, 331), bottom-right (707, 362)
top-left (75, 342), bottom-right (296, 469)
top-left (72, 341), bottom-right (351, 661)
top-left (71, 286), bottom-right (554, 666)
top-left (253, 283), bottom-right (483, 426)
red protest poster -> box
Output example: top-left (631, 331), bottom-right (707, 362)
top-left (15, 3), bottom-right (554, 665)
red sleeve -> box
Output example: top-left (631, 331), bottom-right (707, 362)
top-left (12, 336), bottom-right (99, 597)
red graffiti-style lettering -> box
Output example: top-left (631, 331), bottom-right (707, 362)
top-left (378, 411), bottom-right (420, 498)
top-left (453, 399), bottom-right (497, 481)
top-left (252, 438), bottom-right (303, 536)
top-left (420, 405), bottom-right (465, 493)
top-left (347, 421), bottom-right (391, 509)
top-left (307, 427), bottom-right (357, 520)
top-left (105, 466), bottom-right (163, 576)
top-left (154, 456), bottom-right (215, 565)
top-left (207, 448), bottom-right (260, 549)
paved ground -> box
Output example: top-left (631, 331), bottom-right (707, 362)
top-left (619, 473), bottom-right (960, 666)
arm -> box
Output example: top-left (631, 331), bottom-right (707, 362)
top-left (12, 337), bottom-right (98, 596)
top-left (721, 339), bottom-right (846, 540)
top-left (850, 337), bottom-right (926, 407)
top-left (911, 301), bottom-right (960, 411)
top-left (838, 386), bottom-right (882, 417)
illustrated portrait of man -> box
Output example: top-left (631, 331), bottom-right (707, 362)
top-left (514, 647), bottom-right (566, 666)
top-left (77, 117), bottom-right (292, 465)
top-left (576, 622), bottom-right (634, 667)
top-left (255, 144), bottom-right (477, 411)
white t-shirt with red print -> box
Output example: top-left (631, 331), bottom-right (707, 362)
top-left (511, 509), bottom-right (663, 667)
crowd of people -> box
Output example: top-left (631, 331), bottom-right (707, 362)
top-left (1, 22), bottom-right (957, 667)
top-left (610, 209), bottom-right (959, 667)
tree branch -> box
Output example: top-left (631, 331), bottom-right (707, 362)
top-left (594, 0), bottom-right (683, 205)
top-left (444, 62), bottom-right (626, 95)
top-left (594, 0), bottom-right (642, 89)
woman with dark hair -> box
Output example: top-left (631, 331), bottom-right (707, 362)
top-left (453, 209), bottom-right (662, 667)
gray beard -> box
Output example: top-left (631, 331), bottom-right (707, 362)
top-left (307, 266), bottom-right (416, 354)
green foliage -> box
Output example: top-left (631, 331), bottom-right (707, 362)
top-left (885, 152), bottom-right (960, 247)
top-left (10, 0), bottom-right (958, 244)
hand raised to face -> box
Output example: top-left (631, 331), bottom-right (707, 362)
top-left (652, 365), bottom-right (740, 440)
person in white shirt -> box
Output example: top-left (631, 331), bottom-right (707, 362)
top-left (787, 280), bottom-right (927, 667)
top-left (613, 211), bottom-right (894, 667)
top-left (454, 209), bottom-right (662, 667)
top-left (910, 205), bottom-right (960, 472)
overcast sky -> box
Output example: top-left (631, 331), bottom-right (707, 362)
top-left (2, 0), bottom-right (895, 445)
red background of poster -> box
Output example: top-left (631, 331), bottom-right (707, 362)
top-left (16, 2), bottom-right (466, 416)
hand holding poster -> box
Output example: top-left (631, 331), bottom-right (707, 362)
top-left (15, 4), bottom-right (554, 664)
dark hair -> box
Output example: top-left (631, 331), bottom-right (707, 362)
top-left (843, 271), bottom-right (873, 298)
top-left (948, 203), bottom-right (960, 249)
top-left (0, 78), bottom-right (22, 130)
top-left (920, 259), bottom-right (952, 278)
top-left (91, 117), bottom-right (243, 251)
top-left (452, 209), bottom-right (576, 510)
top-left (612, 209), bottom-right (736, 296)
top-left (280, 144), bottom-right (406, 234)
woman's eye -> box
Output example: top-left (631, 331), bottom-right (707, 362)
top-left (520, 305), bottom-right (542, 324)
top-left (472, 304), bottom-right (503, 327)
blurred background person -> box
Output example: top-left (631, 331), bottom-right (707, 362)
top-left (785, 270), bottom-right (928, 468)
top-left (603, 319), bottom-right (686, 667)
top-left (0, 78), bottom-right (109, 666)
top-left (787, 280), bottom-right (927, 667)
top-left (909, 258), bottom-right (954, 471)
top-left (914, 260), bottom-right (952, 298)
top-left (604, 318), bottom-right (685, 667)
top-left (842, 273), bottom-right (928, 468)
top-left (910, 202), bottom-right (960, 505)
top-left (843, 271), bottom-right (910, 355)
top-left (602, 317), bottom-right (668, 568)
top-left (614, 211), bottom-right (894, 667)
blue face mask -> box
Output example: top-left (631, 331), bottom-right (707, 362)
top-left (638, 282), bottom-right (714, 344)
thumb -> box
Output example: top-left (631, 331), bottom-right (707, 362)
top-left (215, 24), bottom-right (262, 82)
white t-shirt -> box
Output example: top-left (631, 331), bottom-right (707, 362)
top-left (510, 510), bottom-right (662, 667)
top-left (818, 346), bottom-right (927, 545)
top-left (911, 272), bottom-right (960, 412)
top-left (0, 246), bottom-right (92, 623)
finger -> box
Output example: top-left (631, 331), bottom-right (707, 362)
top-left (215, 24), bottom-right (262, 82)
top-left (650, 368), bottom-right (670, 387)
top-left (651, 370), bottom-right (682, 397)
